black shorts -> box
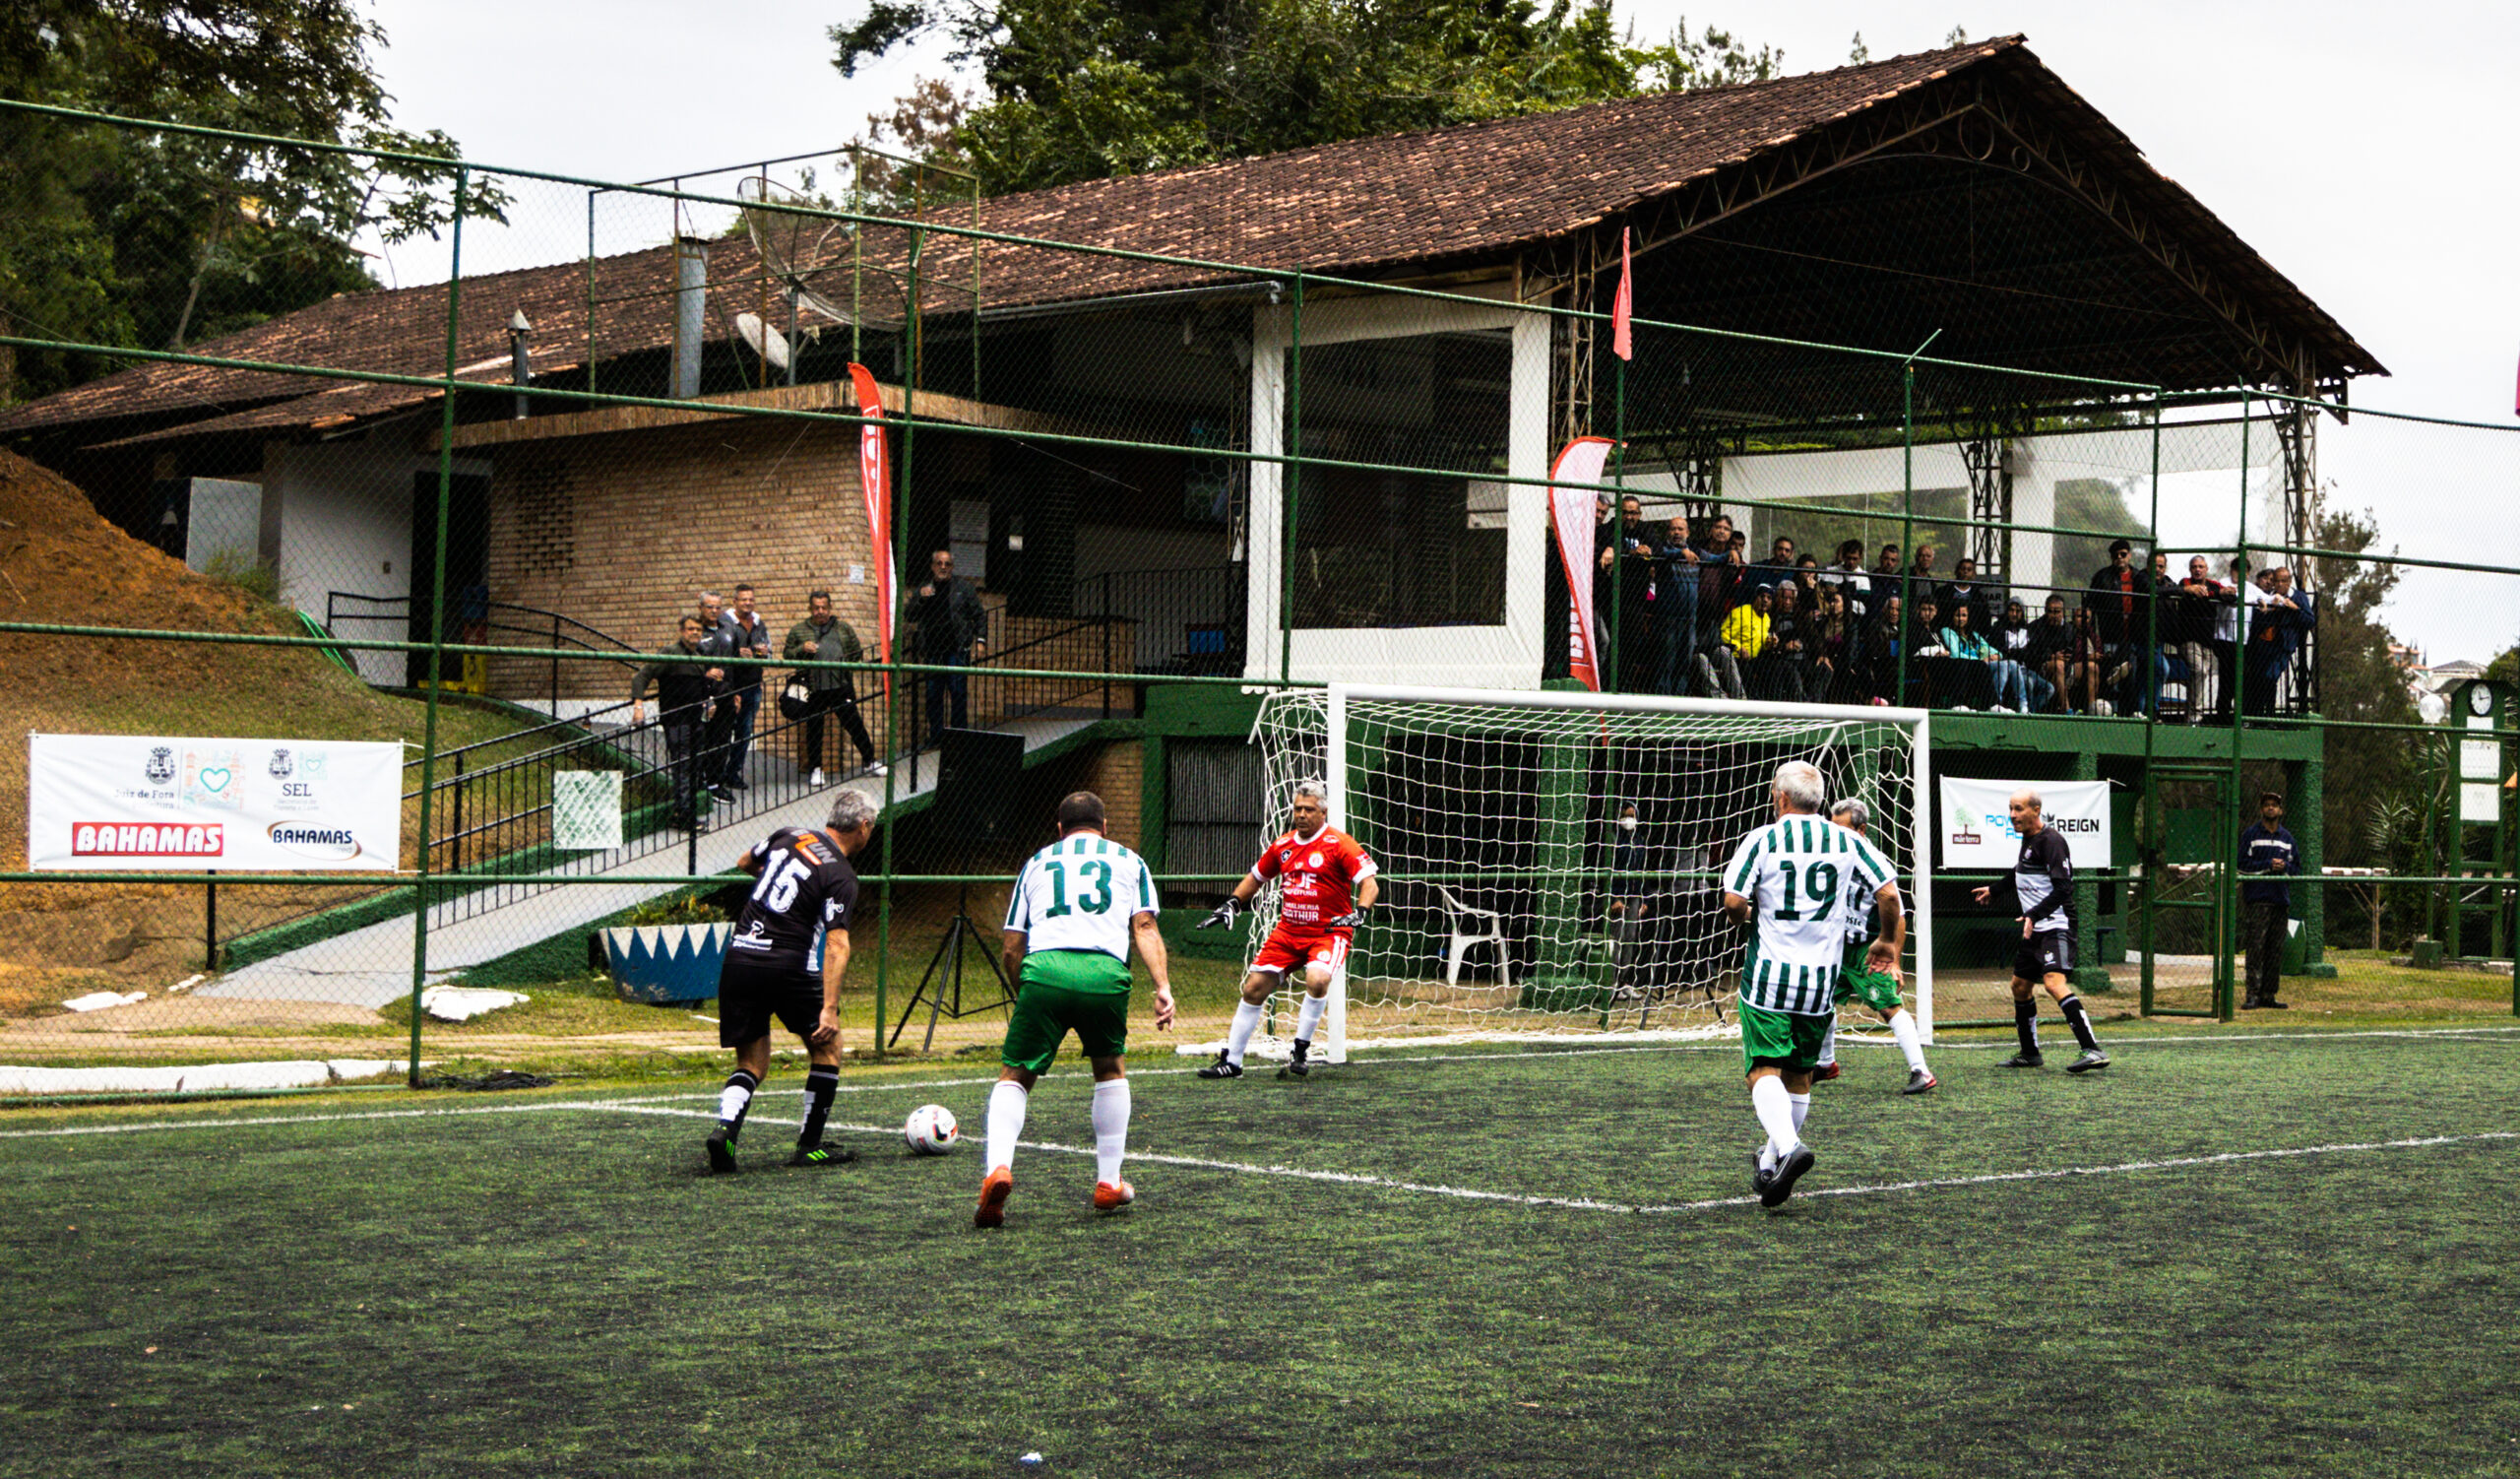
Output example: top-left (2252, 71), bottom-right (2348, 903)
top-left (2014, 931), bottom-right (2075, 983)
top-left (717, 956), bottom-right (824, 1048)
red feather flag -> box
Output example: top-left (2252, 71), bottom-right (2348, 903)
top-left (849, 362), bottom-right (895, 701)
top-left (1610, 226), bottom-right (1634, 362)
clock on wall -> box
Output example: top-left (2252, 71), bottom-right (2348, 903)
top-left (2471, 685), bottom-right (2494, 717)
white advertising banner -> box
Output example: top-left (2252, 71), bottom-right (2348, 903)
top-left (1939, 778), bottom-right (2111, 870)
top-left (27, 735), bottom-right (405, 872)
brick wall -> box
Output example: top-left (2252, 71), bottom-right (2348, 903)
top-left (480, 420), bottom-right (897, 755)
top-left (1077, 740), bottom-right (1144, 848)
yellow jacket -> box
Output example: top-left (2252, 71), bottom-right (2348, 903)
top-left (1722, 604), bottom-right (1771, 657)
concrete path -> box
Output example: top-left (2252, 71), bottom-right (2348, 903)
top-left (201, 716), bottom-right (1099, 1008)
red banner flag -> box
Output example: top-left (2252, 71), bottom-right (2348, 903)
top-left (1610, 226), bottom-right (1634, 362)
top-left (1550, 436), bottom-right (1616, 691)
top-left (849, 362), bottom-right (895, 700)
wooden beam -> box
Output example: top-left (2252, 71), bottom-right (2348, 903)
top-left (437, 375), bottom-right (1099, 451)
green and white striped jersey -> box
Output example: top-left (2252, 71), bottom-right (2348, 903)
top-left (1003, 831), bottom-right (1158, 961)
top-left (1723, 813), bottom-right (1894, 1015)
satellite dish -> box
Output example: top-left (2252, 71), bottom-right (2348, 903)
top-left (736, 175), bottom-right (901, 332)
top-left (2419, 689), bottom-right (2449, 726)
top-left (732, 311), bottom-right (790, 371)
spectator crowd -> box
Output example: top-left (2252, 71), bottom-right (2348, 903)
top-left (1583, 495), bottom-right (2318, 719)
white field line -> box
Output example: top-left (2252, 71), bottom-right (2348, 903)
top-left (8, 1024), bottom-right (2517, 1146)
top-left (621, 1107), bottom-right (2520, 1217)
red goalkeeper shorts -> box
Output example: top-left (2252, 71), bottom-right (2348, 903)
top-left (1251, 930), bottom-right (1351, 977)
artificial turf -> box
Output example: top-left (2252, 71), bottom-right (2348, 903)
top-left (3, 1027), bottom-right (2517, 1477)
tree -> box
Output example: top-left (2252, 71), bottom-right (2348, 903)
top-left (0, 2), bottom-right (498, 404)
top-left (831, 0), bottom-right (1782, 195)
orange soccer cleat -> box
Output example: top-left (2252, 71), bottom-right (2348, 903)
top-left (1092, 1180), bottom-right (1136, 1212)
top-left (974, 1166), bottom-right (1014, 1229)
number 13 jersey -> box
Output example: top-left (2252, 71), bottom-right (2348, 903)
top-left (1724, 815), bottom-right (1894, 1014)
top-left (1005, 831), bottom-right (1159, 959)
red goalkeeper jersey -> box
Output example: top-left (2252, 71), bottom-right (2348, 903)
top-left (1252, 826), bottom-right (1377, 932)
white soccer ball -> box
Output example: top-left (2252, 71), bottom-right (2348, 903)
top-left (904, 1103), bottom-right (960, 1155)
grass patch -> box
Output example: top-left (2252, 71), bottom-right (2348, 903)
top-left (5, 1029), bottom-right (2517, 1475)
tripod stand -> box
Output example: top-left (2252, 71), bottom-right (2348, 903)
top-left (889, 880), bottom-right (1017, 1051)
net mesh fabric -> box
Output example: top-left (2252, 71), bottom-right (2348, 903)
top-left (1245, 691), bottom-right (1919, 1048)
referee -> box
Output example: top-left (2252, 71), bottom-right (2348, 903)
top-left (704, 790), bottom-right (878, 1172)
top-left (1970, 788), bottom-right (2109, 1073)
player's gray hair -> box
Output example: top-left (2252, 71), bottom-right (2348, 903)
top-left (1773, 761), bottom-right (1826, 813)
top-left (1830, 798), bottom-right (1870, 830)
top-left (826, 790), bottom-right (878, 833)
top-left (1291, 778), bottom-right (1330, 804)
top-left (2011, 787), bottom-right (2045, 814)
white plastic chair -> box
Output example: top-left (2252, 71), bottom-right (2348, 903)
top-left (1432, 883), bottom-right (1511, 989)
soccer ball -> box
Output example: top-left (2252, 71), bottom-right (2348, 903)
top-left (904, 1103), bottom-right (960, 1155)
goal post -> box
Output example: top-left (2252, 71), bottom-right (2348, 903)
top-left (1239, 684), bottom-right (1933, 1061)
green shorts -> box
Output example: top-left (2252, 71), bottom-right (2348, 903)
top-left (1001, 948), bottom-right (1133, 1073)
top-left (1834, 941), bottom-right (1905, 1015)
top-left (1738, 998), bottom-right (1832, 1074)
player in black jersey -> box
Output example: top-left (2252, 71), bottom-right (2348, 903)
top-left (705, 790), bottom-right (878, 1172)
top-left (1970, 789), bottom-right (2110, 1073)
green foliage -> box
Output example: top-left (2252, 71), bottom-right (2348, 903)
top-left (0, 2), bottom-right (505, 404)
top-left (198, 547), bottom-right (280, 605)
top-left (834, 0), bottom-right (1783, 195)
top-left (2305, 500), bottom-right (2421, 870)
top-left (622, 891), bottom-right (732, 929)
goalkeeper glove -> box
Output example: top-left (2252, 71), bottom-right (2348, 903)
top-left (1327, 908), bottom-right (1367, 930)
top-left (1199, 899), bottom-right (1240, 930)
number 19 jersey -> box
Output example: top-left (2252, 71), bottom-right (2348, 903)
top-left (1724, 813), bottom-right (1894, 1015)
top-left (1004, 831), bottom-right (1158, 960)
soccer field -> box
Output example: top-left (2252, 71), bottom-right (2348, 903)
top-left (6, 1026), bottom-right (2518, 1477)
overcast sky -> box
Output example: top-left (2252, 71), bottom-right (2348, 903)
top-left (366, 0), bottom-right (2520, 659)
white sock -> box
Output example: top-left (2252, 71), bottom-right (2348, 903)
top-left (1889, 1009), bottom-right (1928, 1073)
top-left (1091, 1078), bottom-right (1130, 1186)
top-left (1757, 1142), bottom-right (1779, 1173)
top-left (1227, 998), bottom-right (1265, 1065)
top-left (1816, 1017), bottom-right (1838, 1068)
top-left (1295, 993), bottom-right (1327, 1044)
top-left (1789, 1091), bottom-right (1811, 1135)
top-left (1750, 1075), bottom-right (1799, 1158)
top-left (984, 1079), bottom-right (1029, 1173)
top-left (717, 1079), bottom-right (753, 1126)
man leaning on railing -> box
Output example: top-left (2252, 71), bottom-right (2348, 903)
top-left (631, 614), bottom-right (724, 833)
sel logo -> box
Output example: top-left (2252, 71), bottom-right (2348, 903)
top-left (267, 822), bottom-right (361, 862)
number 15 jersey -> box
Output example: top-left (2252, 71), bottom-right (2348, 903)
top-left (1005, 831), bottom-right (1158, 960)
top-left (1724, 814), bottom-right (1894, 1015)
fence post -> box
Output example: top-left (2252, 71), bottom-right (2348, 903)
top-left (406, 164), bottom-right (469, 1088)
top-left (204, 869), bottom-right (217, 973)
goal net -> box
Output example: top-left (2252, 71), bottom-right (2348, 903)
top-left (1224, 684), bottom-right (1931, 1061)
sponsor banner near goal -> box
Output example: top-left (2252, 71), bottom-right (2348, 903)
top-left (1938, 778), bottom-right (2110, 869)
top-left (26, 734), bottom-right (404, 872)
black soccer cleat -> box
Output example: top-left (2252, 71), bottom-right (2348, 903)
top-left (1810, 1061), bottom-right (1841, 1084)
top-left (1901, 1068), bottom-right (1937, 1095)
top-left (705, 1128), bottom-right (739, 1174)
top-left (1195, 1050), bottom-right (1243, 1080)
top-left (1279, 1040), bottom-right (1312, 1080)
top-left (788, 1141), bottom-right (859, 1168)
top-left (1999, 1051), bottom-right (2045, 1069)
top-left (2065, 1049), bottom-right (2110, 1074)
top-left (1762, 1146), bottom-right (1815, 1208)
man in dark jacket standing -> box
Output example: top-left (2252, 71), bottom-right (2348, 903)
top-left (632, 615), bottom-right (724, 831)
top-left (2237, 791), bottom-right (2300, 1009)
top-left (716, 583), bottom-right (775, 795)
top-left (784, 589), bottom-right (884, 785)
top-left (903, 548), bottom-right (987, 746)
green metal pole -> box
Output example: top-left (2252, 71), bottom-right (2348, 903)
top-left (1899, 365), bottom-right (1915, 706)
top-left (876, 222), bottom-right (924, 1059)
top-left (1282, 277), bottom-right (1302, 686)
top-left (2223, 400), bottom-right (2252, 1022)
top-left (407, 167), bottom-right (467, 1088)
top-left (2140, 406), bottom-right (2162, 1012)
top-left (1607, 323), bottom-right (1624, 693)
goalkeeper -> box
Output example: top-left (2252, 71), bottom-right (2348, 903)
top-left (1195, 779), bottom-right (1379, 1080)
top-left (1811, 799), bottom-right (1935, 1094)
